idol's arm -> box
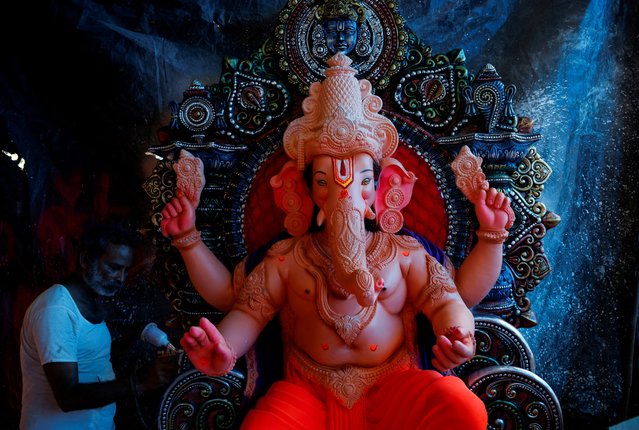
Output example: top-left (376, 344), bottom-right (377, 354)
top-left (455, 188), bottom-right (511, 307)
top-left (406, 249), bottom-right (475, 372)
top-left (180, 257), bottom-right (285, 375)
top-left (161, 195), bottom-right (235, 311)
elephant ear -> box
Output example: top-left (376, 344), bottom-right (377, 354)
top-left (374, 157), bottom-right (417, 233)
top-left (270, 160), bottom-right (314, 237)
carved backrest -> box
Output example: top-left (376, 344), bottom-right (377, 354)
top-left (143, 1), bottom-right (562, 428)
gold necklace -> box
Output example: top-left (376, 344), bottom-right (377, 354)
top-left (293, 232), bottom-right (398, 345)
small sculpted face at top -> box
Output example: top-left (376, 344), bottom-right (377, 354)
top-left (311, 153), bottom-right (376, 210)
top-left (323, 19), bottom-right (358, 55)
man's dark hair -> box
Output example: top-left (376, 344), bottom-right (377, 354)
top-left (78, 220), bottom-right (140, 261)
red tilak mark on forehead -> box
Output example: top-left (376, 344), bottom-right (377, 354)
top-left (333, 157), bottom-right (354, 188)
top-left (369, 344), bottom-right (378, 352)
top-left (278, 256), bottom-right (285, 262)
top-left (321, 343), bottom-right (329, 351)
top-left (402, 251), bottom-right (410, 256)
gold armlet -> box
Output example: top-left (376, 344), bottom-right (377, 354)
top-left (476, 229), bottom-right (508, 244)
top-left (171, 229), bottom-right (202, 250)
top-left (235, 263), bottom-right (277, 325)
top-left (415, 255), bottom-right (457, 309)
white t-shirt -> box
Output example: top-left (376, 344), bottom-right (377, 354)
top-left (20, 284), bottom-right (116, 430)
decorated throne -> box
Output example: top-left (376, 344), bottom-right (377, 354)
top-left (143, 1), bottom-right (563, 428)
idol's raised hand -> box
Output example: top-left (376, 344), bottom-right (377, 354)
top-left (160, 195), bottom-right (196, 239)
top-left (180, 317), bottom-right (236, 377)
top-left (474, 188), bottom-right (514, 231)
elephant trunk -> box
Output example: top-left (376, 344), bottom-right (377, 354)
top-left (325, 189), bottom-right (375, 307)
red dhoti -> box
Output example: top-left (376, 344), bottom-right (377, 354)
top-left (241, 349), bottom-right (487, 430)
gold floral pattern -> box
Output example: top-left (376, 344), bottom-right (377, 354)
top-left (288, 346), bottom-right (412, 409)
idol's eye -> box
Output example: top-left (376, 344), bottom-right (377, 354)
top-left (361, 177), bottom-right (372, 185)
top-left (316, 179), bottom-right (327, 187)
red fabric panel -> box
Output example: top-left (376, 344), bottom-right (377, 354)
top-left (241, 380), bottom-right (327, 430)
top-left (241, 368), bottom-right (487, 430)
top-left (367, 369), bottom-right (488, 430)
top-left (243, 149), bottom-right (289, 255)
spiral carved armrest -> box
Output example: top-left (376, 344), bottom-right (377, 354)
top-left (467, 366), bottom-right (563, 430)
top-left (157, 368), bottom-right (246, 430)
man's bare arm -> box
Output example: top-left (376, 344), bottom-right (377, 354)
top-left (43, 357), bottom-right (177, 412)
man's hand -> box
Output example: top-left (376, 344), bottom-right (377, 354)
top-left (136, 354), bottom-right (179, 393)
top-left (431, 326), bottom-right (475, 372)
top-left (180, 317), bottom-right (236, 376)
top-left (160, 195), bottom-right (196, 239)
top-left (474, 188), bottom-right (514, 231)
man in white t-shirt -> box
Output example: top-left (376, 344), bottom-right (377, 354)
top-left (20, 221), bottom-right (177, 430)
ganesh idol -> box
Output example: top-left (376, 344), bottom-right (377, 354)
top-left (161, 53), bottom-right (512, 430)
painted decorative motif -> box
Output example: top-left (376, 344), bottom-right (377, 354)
top-left (450, 145), bottom-right (489, 203)
top-left (512, 148), bottom-right (552, 215)
top-left (468, 367), bottom-right (563, 430)
top-left (454, 315), bottom-right (535, 381)
top-left (393, 35), bottom-right (470, 135)
top-left (158, 369), bottom-right (246, 430)
top-left (143, 159), bottom-right (177, 230)
top-left (505, 148), bottom-right (556, 327)
top-left (274, 0), bottom-right (407, 93)
top-left (179, 96), bottom-right (216, 132)
top-left (226, 72), bottom-right (290, 135)
top-left (173, 150), bottom-right (205, 208)
top-left (461, 63), bottom-right (518, 134)
top-left (175, 81), bottom-right (228, 140)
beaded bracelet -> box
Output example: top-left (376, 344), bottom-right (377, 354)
top-left (467, 332), bottom-right (477, 354)
top-left (171, 229), bottom-right (202, 250)
top-left (476, 229), bottom-right (509, 244)
top-left (212, 344), bottom-right (238, 377)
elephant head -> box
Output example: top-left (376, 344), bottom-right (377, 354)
top-left (271, 53), bottom-right (416, 307)
top-left (271, 152), bottom-right (416, 306)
